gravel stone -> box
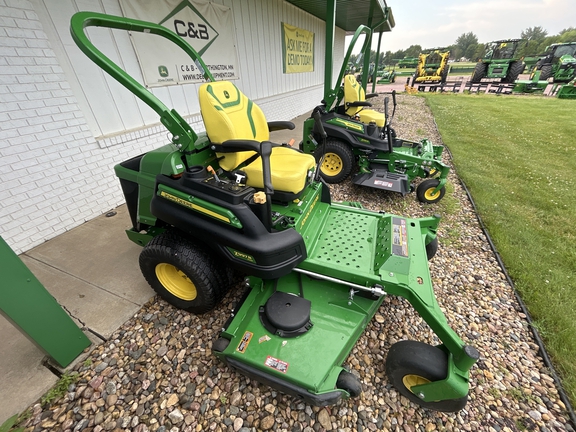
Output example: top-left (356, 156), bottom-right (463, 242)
top-left (14, 93), bottom-right (575, 432)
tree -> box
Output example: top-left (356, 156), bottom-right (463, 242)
top-left (559, 28), bottom-right (576, 43)
top-left (521, 26), bottom-right (548, 41)
top-left (467, 44), bottom-right (485, 61)
top-left (464, 43), bottom-right (477, 61)
top-left (382, 50), bottom-right (394, 66)
top-left (454, 32), bottom-right (479, 60)
top-left (391, 49), bottom-right (406, 63)
top-left (518, 40), bottom-right (542, 57)
top-left (404, 44), bottom-right (422, 58)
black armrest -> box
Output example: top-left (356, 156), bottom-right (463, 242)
top-left (346, 101), bottom-right (372, 108)
top-left (213, 140), bottom-right (261, 153)
top-left (365, 93), bottom-right (378, 99)
top-left (214, 140), bottom-right (274, 194)
top-left (267, 121), bottom-right (295, 132)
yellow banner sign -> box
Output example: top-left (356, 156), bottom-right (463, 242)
top-left (282, 23), bottom-right (314, 73)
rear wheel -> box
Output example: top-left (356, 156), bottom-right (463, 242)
top-left (314, 139), bottom-right (355, 184)
top-left (471, 62), bottom-right (486, 83)
top-left (416, 179), bottom-right (445, 204)
top-left (139, 230), bottom-right (227, 314)
top-left (539, 64), bottom-right (553, 81)
top-left (386, 340), bottom-right (468, 412)
top-left (440, 66), bottom-right (449, 84)
top-left (503, 61), bottom-right (524, 83)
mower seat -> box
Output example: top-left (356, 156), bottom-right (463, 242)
top-left (198, 81), bottom-right (315, 196)
top-left (343, 74), bottom-right (385, 127)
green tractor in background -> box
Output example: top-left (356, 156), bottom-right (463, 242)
top-left (413, 48), bottom-right (450, 84)
top-left (471, 39), bottom-right (525, 83)
top-left (531, 42), bottom-right (576, 83)
top-left (396, 57), bottom-right (419, 68)
top-left (376, 65), bottom-right (397, 83)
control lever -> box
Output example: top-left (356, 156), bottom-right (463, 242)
top-left (207, 165), bottom-right (220, 183)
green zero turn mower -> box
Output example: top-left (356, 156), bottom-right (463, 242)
top-left (71, 12), bottom-right (478, 410)
top-left (302, 26), bottom-right (451, 204)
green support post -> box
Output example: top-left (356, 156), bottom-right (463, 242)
top-left (0, 237), bottom-right (91, 368)
top-left (372, 30), bottom-right (384, 94)
top-left (361, 1), bottom-right (374, 91)
top-left (324, 0), bottom-right (336, 102)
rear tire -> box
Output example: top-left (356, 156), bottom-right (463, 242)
top-left (471, 62), bottom-right (486, 83)
top-left (314, 139), bottom-right (355, 184)
top-left (539, 64), bottom-right (553, 81)
top-left (139, 230), bottom-right (227, 314)
top-left (440, 66), bottom-right (448, 84)
top-left (386, 340), bottom-right (468, 412)
top-left (503, 61), bottom-right (524, 83)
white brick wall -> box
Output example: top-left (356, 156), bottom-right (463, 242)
top-left (0, 2), bottom-right (327, 254)
top-left (0, 1), bottom-right (169, 254)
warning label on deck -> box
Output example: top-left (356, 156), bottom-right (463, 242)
top-left (392, 217), bottom-right (408, 257)
top-left (265, 356), bottom-right (289, 373)
top-left (236, 331), bottom-right (253, 353)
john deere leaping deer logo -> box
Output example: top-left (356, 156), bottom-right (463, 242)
top-left (158, 65), bottom-right (169, 77)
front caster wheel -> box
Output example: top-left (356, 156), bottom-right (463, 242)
top-left (336, 370), bottom-right (362, 397)
top-left (425, 237), bottom-right (438, 261)
top-left (416, 179), bottom-right (446, 204)
top-left (386, 340), bottom-right (468, 412)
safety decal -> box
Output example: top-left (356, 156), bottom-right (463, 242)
top-left (236, 331), bottom-right (253, 353)
top-left (374, 180), bottom-right (393, 188)
top-left (392, 217), bottom-right (409, 257)
top-left (258, 335), bottom-right (271, 344)
top-left (264, 356), bottom-right (289, 373)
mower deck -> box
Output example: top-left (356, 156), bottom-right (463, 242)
top-left (214, 183), bottom-right (468, 405)
top-left (215, 271), bottom-right (383, 406)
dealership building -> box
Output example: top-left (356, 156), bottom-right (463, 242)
top-left (0, 0), bottom-right (391, 254)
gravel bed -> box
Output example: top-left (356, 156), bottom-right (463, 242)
top-left (20, 95), bottom-right (575, 432)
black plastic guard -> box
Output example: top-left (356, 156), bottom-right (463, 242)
top-left (150, 175), bottom-right (307, 279)
top-left (225, 357), bottom-right (343, 406)
top-left (353, 169), bottom-right (410, 194)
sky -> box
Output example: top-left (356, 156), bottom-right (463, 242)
top-left (349, 0), bottom-right (576, 53)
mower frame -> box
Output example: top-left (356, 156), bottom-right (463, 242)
top-left (71, 11), bottom-right (477, 410)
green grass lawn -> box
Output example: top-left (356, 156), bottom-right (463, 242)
top-left (424, 93), bottom-right (576, 406)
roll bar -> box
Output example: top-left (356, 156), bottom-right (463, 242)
top-left (70, 12), bottom-right (215, 152)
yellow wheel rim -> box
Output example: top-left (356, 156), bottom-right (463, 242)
top-left (424, 187), bottom-right (440, 201)
top-left (155, 263), bottom-right (197, 301)
top-left (321, 152), bottom-right (343, 176)
top-left (402, 374), bottom-right (431, 392)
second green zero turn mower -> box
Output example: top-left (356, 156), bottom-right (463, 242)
top-left (71, 12), bottom-right (478, 411)
top-left (302, 27), bottom-right (451, 204)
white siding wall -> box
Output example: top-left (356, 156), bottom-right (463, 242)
top-left (0, 0), bottom-right (345, 254)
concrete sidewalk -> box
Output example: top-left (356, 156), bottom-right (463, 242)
top-left (0, 205), bottom-right (155, 423)
top-left (0, 112), bottom-right (312, 424)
